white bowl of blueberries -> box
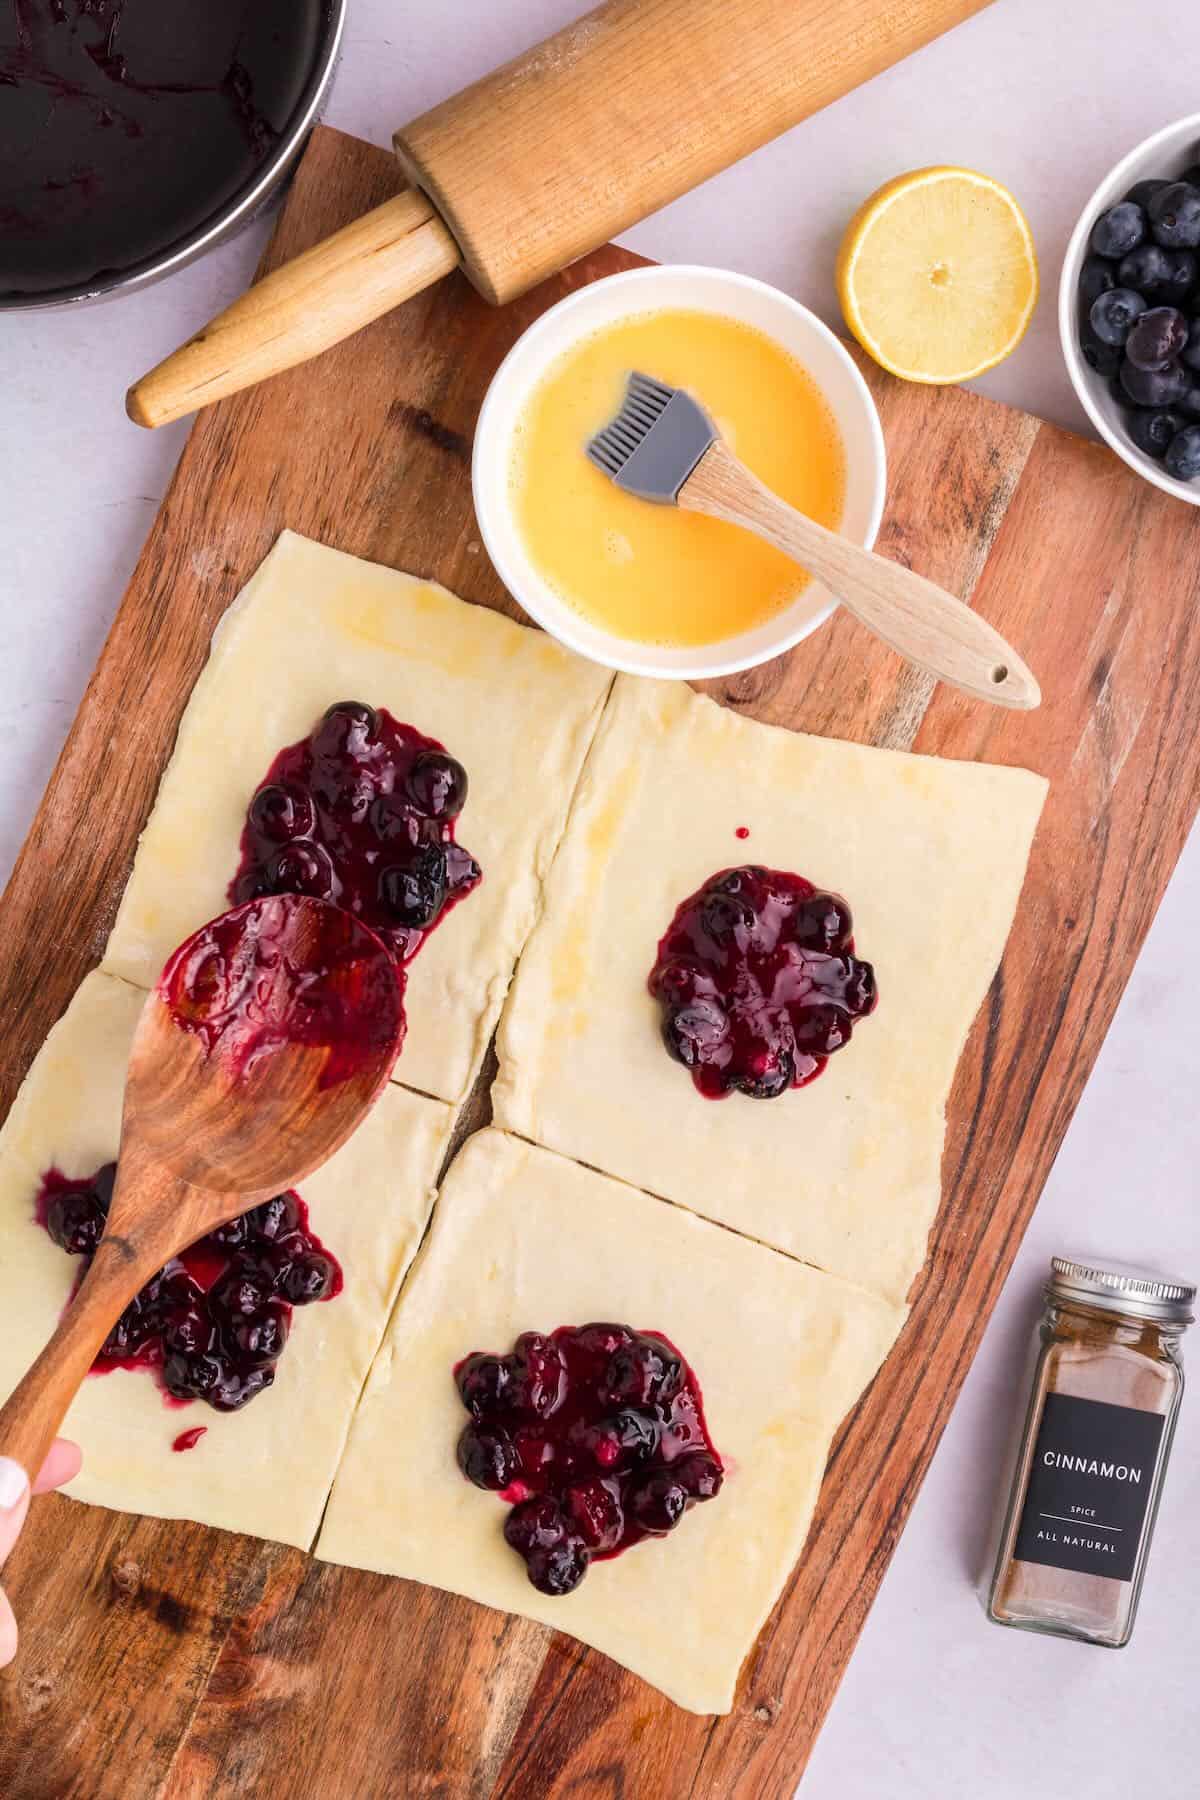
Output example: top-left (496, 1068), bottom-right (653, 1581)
top-left (1061, 113), bottom-right (1200, 502)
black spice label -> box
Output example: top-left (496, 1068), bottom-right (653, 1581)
top-left (1014, 1392), bottom-right (1164, 1582)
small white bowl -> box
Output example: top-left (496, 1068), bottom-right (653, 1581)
top-left (1060, 112), bottom-right (1200, 506)
top-left (471, 265), bottom-right (887, 679)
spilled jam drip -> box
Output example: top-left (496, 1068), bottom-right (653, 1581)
top-left (0, 0), bottom-right (325, 298)
top-left (172, 1426), bottom-right (207, 1453)
top-left (159, 892), bottom-right (404, 1089)
top-left (36, 1164), bottom-right (342, 1412)
top-left (230, 702), bottom-right (481, 968)
top-left (455, 1324), bottom-right (724, 1595)
top-left (648, 865), bottom-right (877, 1099)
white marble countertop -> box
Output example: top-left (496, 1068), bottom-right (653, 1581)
top-left (2, 2), bottom-right (1197, 1793)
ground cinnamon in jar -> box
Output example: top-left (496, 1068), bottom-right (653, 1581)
top-left (988, 1257), bottom-right (1193, 1647)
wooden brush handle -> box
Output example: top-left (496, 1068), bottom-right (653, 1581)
top-left (127, 191), bottom-right (460, 429)
top-left (681, 441), bottom-right (1040, 710)
top-left (0, 1155), bottom-right (191, 1486)
top-left (127, 0), bottom-right (993, 426)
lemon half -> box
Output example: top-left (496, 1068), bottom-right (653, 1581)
top-left (836, 166), bottom-right (1039, 384)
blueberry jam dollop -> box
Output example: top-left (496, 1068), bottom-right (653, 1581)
top-left (647, 865), bottom-right (876, 1100)
top-left (36, 1164), bottom-right (342, 1412)
top-left (454, 1324), bottom-right (724, 1595)
top-left (230, 702), bottom-right (481, 965)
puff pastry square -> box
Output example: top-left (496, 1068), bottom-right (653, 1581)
top-left (316, 1129), bottom-right (905, 1714)
top-left (493, 677), bottom-right (1047, 1303)
top-left (101, 531), bottom-right (612, 1103)
top-left (0, 971), bottom-right (453, 1549)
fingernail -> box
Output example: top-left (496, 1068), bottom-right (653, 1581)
top-left (0, 1458), bottom-right (29, 1511)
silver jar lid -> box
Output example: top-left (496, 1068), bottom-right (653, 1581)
top-left (1050, 1256), bottom-right (1196, 1324)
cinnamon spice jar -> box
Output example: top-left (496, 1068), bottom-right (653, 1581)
top-left (988, 1257), bottom-right (1194, 1647)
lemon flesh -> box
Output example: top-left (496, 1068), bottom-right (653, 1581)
top-left (837, 166), bottom-right (1039, 385)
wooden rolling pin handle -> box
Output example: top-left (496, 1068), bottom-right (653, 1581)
top-left (681, 442), bottom-right (1041, 711)
top-left (126, 0), bottom-right (992, 427)
top-left (126, 190), bottom-right (461, 430)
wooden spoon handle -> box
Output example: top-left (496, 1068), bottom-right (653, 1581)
top-left (0, 1241), bottom-right (151, 1487)
top-left (126, 189), bottom-right (461, 429)
top-left (680, 441), bottom-right (1041, 710)
top-left (0, 1147), bottom-right (195, 1488)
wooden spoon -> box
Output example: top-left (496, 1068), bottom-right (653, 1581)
top-left (0, 894), bottom-right (404, 1489)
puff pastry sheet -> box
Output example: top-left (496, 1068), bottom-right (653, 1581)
top-left (317, 1129), bottom-right (905, 1714)
top-left (0, 972), bottom-right (453, 1549)
top-left (101, 531), bottom-right (612, 1104)
top-left (494, 677), bottom-right (1047, 1303)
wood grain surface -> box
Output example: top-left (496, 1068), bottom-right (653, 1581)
top-left (2, 127), bottom-right (1199, 1799)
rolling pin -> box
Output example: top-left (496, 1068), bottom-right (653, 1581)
top-left (127, 0), bottom-right (993, 428)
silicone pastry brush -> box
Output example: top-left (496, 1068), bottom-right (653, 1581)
top-left (588, 372), bottom-right (1040, 710)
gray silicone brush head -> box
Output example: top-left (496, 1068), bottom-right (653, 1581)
top-left (586, 370), bottom-right (717, 504)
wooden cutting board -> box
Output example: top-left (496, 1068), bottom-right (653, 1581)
top-left (2, 125), bottom-right (1199, 1799)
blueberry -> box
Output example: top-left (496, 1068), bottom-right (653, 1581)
top-left (730, 1048), bottom-right (794, 1099)
top-left (1078, 255), bottom-right (1117, 307)
top-left (1180, 164), bottom-right (1200, 191)
top-left (232, 1303), bottom-right (290, 1365)
top-left (508, 1332), bottom-right (567, 1419)
top-left (1090, 201), bottom-right (1146, 260)
top-left (525, 1537), bottom-right (589, 1596)
top-left (456, 1352), bottom-right (511, 1419)
top-left (604, 1336), bottom-right (685, 1407)
top-left (1079, 327), bottom-right (1124, 377)
top-left (1125, 306), bottom-right (1189, 370)
top-left (570, 1323), bottom-right (635, 1362)
top-left (1089, 288), bottom-right (1148, 346)
top-left (164, 1350), bottom-right (224, 1400)
top-left (278, 1249), bottom-right (337, 1305)
top-left (674, 1450), bottom-right (725, 1501)
top-left (1165, 424), bottom-right (1200, 479)
top-left (457, 1422), bottom-right (519, 1490)
top-left (209, 1258), bottom-right (273, 1320)
top-left (1179, 384), bottom-right (1200, 420)
top-left (378, 843), bottom-right (447, 928)
top-left (207, 1214), bottom-right (250, 1252)
top-left (1163, 251), bottom-right (1198, 304)
top-left (405, 750), bottom-right (468, 820)
top-left (44, 1187), bottom-right (106, 1256)
top-left (311, 701), bottom-right (378, 761)
top-left (565, 1477), bottom-right (624, 1551)
top-left (628, 1473), bottom-right (688, 1535)
top-left (793, 1002), bottom-right (851, 1057)
top-left (368, 792), bottom-right (420, 845)
top-left (662, 998), bottom-right (728, 1068)
top-left (575, 1408), bottom-right (660, 1471)
top-left (699, 889), bottom-right (755, 943)
top-left (1119, 359), bottom-right (1189, 407)
top-left (1127, 407), bottom-right (1189, 458)
top-left (1122, 246), bottom-right (1187, 302)
top-left (1181, 320), bottom-right (1200, 372)
top-left (265, 838), bottom-right (336, 901)
top-left (504, 1495), bottom-right (568, 1556)
top-left (247, 783), bottom-right (314, 844)
top-left (1149, 182), bottom-right (1200, 249)
top-left (1124, 178), bottom-right (1169, 211)
top-left (792, 891), bottom-right (853, 954)
top-left (211, 1366), bottom-right (275, 1411)
top-left (248, 1192), bottom-right (303, 1242)
top-left (102, 1297), bottom-right (157, 1360)
top-left (163, 1305), bottom-right (210, 1357)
